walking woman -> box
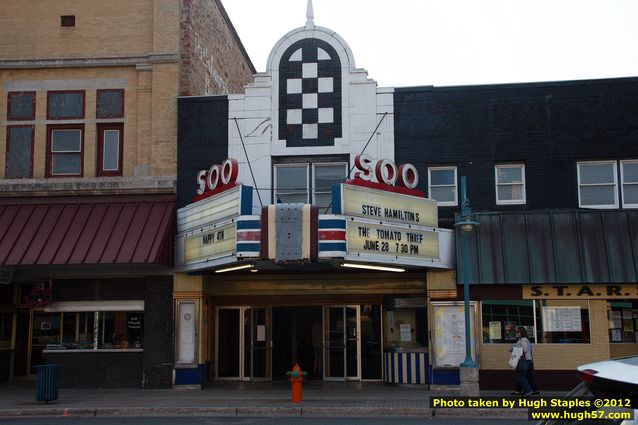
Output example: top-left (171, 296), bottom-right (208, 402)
top-left (514, 326), bottom-right (534, 397)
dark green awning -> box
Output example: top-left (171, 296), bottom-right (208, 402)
top-left (457, 210), bottom-right (638, 284)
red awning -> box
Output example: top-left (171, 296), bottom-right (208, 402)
top-left (0, 195), bottom-right (175, 267)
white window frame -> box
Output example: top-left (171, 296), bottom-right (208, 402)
top-left (620, 160), bottom-right (638, 209)
top-left (312, 162), bottom-right (348, 210)
top-left (428, 166), bottom-right (458, 207)
top-left (273, 163), bottom-right (310, 204)
top-left (50, 128), bottom-right (83, 176)
top-left (495, 164), bottom-right (526, 205)
top-left (577, 161), bottom-right (619, 209)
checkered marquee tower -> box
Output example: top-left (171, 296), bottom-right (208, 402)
top-left (229, 0), bottom-right (395, 210)
top-left (277, 0), bottom-right (343, 147)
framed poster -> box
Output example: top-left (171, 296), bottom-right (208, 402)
top-left (489, 321), bottom-right (502, 341)
top-left (431, 302), bottom-right (477, 368)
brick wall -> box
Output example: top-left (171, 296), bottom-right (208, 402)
top-left (143, 276), bottom-right (174, 389)
top-left (0, 65), bottom-right (182, 179)
top-left (393, 78), bottom-right (638, 225)
top-left (180, 0), bottom-right (255, 96)
top-left (0, 0), bottom-right (154, 58)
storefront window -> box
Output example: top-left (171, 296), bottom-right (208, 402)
top-left (608, 301), bottom-right (638, 343)
top-left (384, 307), bottom-right (427, 348)
top-left (481, 300), bottom-right (535, 343)
top-left (44, 311), bottom-right (144, 350)
top-left (482, 300), bottom-right (591, 344)
top-left (535, 300), bottom-right (590, 344)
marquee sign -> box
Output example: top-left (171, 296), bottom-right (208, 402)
top-left (176, 159), bottom-right (254, 271)
top-left (347, 219), bottom-right (439, 260)
top-left (332, 182), bottom-right (438, 228)
top-left (331, 155), bottom-right (446, 267)
top-left (183, 221), bottom-right (237, 265)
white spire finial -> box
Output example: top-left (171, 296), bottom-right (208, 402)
top-left (306, 0), bottom-right (315, 29)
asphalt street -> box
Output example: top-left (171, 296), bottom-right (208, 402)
top-left (0, 417), bottom-right (532, 425)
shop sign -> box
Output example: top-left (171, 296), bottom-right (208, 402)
top-left (354, 154), bottom-right (419, 189)
top-left (347, 220), bottom-right (439, 260)
top-left (194, 158), bottom-right (239, 202)
top-left (523, 284), bottom-right (638, 299)
top-left (333, 183), bottom-right (437, 227)
top-left (183, 221), bottom-right (237, 264)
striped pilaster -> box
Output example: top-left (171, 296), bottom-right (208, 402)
top-left (236, 215), bottom-right (261, 258)
top-left (318, 215), bottom-right (347, 258)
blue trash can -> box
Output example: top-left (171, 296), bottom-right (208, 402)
top-left (35, 364), bottom-right (59, 403)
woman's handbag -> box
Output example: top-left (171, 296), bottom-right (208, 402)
top-left (508, 346), bottom-right (523, 369)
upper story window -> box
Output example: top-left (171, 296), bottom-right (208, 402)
top-left (428, 166), bottom-right (457, 206)
top-left (312, 163), bottom-right (348, 212)
top-left (7, 92), bottom-right (35, 121)
top-left (273, 159), bottom-right (347, 212)
top-left (495, 164), bottom-right (526, 205)
top-left (620, 160), bottom-right (638, 208)
top-left (96, 89), bottom-right (124, 119)
top-left (47, 124), bottom-right (84, 177)
top-left (5, 126), bottom-right (34, 178)
top-left (47, 90), bottom-right (85, 120)
top-left (274, 164), bottom-right (309, 204)
top-left (97, 124), bottom-right (123, 176)
top-left (577, 161), bottom-right (618, 209)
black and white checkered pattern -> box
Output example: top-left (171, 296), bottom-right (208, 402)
top-left (278, 39), bottom-right (342, 147)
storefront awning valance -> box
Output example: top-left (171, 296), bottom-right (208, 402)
top-left (457, 210), bottom-right (638, 285)
top-left (0, 195), bottom-right (175, 267)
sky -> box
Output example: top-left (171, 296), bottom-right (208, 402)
top-left (222, 0), bottom-right (638, 88)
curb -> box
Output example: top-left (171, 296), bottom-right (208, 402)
top-left (0, 408), bottom-right (96, 417)
top-left (0, 406), bottom-right (530, 418)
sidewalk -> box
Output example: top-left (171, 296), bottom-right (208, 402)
top-left (0, 380), bottom-right (558, 418)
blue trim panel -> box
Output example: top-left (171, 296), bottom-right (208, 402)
top-left (240, 186), bottom-right (253, 215)
top-left (432, 369), bottom-right (460, 385)
top-left (331, 184), bottom-right (343, 214)
top-left (237, 220), bottom-right (261, 230)
top-left (236, 243), bottom-right (261, 252)
top-left (318, 219), bottom-right (346, 229)
top-left (174, 365), bottom-right (205, 385)
top-left (318, 242), bottom-right (346, 251)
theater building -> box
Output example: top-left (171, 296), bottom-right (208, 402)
top-left (174, 8), bottom-right (457, 386)
top-left (0, 0), bottom-right (254, 387)
top-left (175, 4), bottom-right (638, 389)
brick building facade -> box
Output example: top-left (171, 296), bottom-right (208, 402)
top-left (0, 0), bottom-right (254, 387)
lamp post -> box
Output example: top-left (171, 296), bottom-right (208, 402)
top-left (454, 176), bottom-right (480, 396)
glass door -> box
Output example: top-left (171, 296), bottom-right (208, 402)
top-left (216, 308), bottom-right (241, 379)
top-left (323, 306), bottom-right (359, 381)
top-left (217, 307), bottom-right (272, 381)
top-left (249, 307), bottom-right (272, 381)
top-left (345, 306), bottom-right (359, 380)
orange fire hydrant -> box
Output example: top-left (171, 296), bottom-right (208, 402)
top-left (285, 363), bottom-right (308, 403)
